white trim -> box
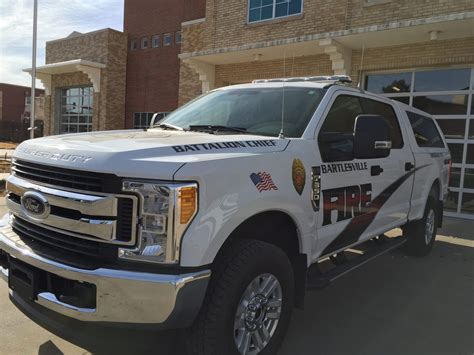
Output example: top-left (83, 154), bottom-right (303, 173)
top-left (181, 18), bottom-right (206, 27)
top-left (23, 59), bottom-right (105, 93)
top-left (24, 59), bottom-right (106, 72)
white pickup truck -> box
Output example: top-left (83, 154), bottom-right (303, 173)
top-left (0, 76), bottom-right (450, 355)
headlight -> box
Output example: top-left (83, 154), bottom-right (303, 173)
top-left (120, 180), bottom-right (198, 264)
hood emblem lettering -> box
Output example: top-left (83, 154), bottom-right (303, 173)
top-left (18, 147), bottom-right (93, 163)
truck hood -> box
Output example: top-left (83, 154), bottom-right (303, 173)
top-left (13, 129), bottom-right (289, 180)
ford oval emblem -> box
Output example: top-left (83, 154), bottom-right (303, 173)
top-left (21, 191), bottom-right (50, 220)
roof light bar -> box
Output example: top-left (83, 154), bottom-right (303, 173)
top-left (252, 75), bottom-right (352, 84)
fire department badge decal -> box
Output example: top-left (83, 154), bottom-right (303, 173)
top-left (292, 158), bottom-right (306, 195)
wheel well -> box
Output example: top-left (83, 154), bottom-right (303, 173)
top-left (216, 211), bottom-right (307, 308)
top-left (227, 211), bottom-right (300, 256)
top-left (430, 179), bottom-right (440, 200)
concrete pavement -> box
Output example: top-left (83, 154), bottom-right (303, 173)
top-left (0, 197), bottom-right (473, 354)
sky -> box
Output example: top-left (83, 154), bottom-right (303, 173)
top-left (0, 0), bottom-right (124, 88)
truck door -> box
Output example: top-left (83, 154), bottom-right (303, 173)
top-left (314, 93), bottom-right (415, 258)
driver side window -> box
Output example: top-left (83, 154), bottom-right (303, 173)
top-left (318, 95), bottom-right (362, 162)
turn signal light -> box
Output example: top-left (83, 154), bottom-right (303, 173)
top-left (180, 186), bottom-right (197, 224)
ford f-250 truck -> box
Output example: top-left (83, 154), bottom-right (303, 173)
top-left (0, 76), bottom-right (450, 355)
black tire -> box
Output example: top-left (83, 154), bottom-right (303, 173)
top-left (403, 195), bottom-right (438, 257)
top-left (187, 239), bottom-right (295, 355)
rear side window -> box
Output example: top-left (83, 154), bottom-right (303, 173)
top-left (406, 111), bottom-right (445, 148)
top-left (359, 98), bottom-right (403, 149)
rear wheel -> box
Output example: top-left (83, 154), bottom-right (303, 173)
top-left (187, 239), bottom-right (294, 355)
top-left (403, 195), bottom-right (438, 257)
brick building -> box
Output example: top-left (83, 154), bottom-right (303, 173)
top-left (0, 83), bottom-right (44, 123)
top-left (124, 0), bottom-right (205, 128)
top-left (0, 83), bottom-right (44, 142)
top-left (24, 29), bottom-right (128, 135)
top-left (179, 0), bottom-right (474, 219)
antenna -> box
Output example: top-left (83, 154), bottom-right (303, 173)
top-left (279, 52), bottom-right (287, 139)
top-left (357, 44), bottom-right (365, 88)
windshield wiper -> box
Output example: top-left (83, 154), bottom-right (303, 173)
top-left (188, 125), bottom-right (248, 134)
top-left (152, 123), bottom-right (183, 131)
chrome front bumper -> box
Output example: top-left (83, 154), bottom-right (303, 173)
top-left (0, 225), bottom-right (210, 327)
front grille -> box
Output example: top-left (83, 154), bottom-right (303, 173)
top-left (7, 161), bottom-right (139, 266)
top-left (8, 193), bottom-right (135, 243)
top-left (116, 198), bottom-right (134, 242)
top-left (12, 159), bottom-right (122, 193)
top-left (12, 216), bottom-right (118, 268)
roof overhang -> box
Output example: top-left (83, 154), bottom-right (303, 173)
top-left (180, 12), bottom-right (474, 66)
top-left (23, 59), bottom-right (106, 95)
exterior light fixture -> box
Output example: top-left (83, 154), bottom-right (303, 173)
top-left (429, 30), bottom-right (440, 41)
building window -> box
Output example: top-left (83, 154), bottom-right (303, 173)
top-left (163, 33), bottom-right (172, 46)
top-left (59, 86), bottom-right (93, 134)
top-left (152, 34), bottom-right (160, 48)
top-left (134, 112), bottom-right (155, 129)
top-left (175, 31), bottom-right (182, 44)
top-left (130, 39), bottom-right (138, 50)
top-left (365, 67), bottom-right (474, 219)
top-left (141, 36), bottom-right (149, 49)
top-left (248, 0), bottom-right (302, 23)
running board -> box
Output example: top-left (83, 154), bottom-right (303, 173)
top-left (306, 236), bottom-right (407, 290)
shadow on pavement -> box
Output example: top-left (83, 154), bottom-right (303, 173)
top-left (12, 227), bottom-right (474, 355)
top-left (38, 340), bottom-right (64, 355)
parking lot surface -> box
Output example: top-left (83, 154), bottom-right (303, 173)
top-left (0, 197), bottom-right (473, 355)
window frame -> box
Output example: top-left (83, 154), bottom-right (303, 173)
top-left (247, 0), bottom-right (303, 24)
top-left (163, 33), bottom-right (172, 46)
top-left (152, 34), bottom-right (160, 48)
top-left (57, 85), bottom-right (94, 135)
top-left (175, 31), bottom-right (182, 44)
top-left (363, 66), bottom-right (474, 218)
top-left (133, 112), bottom-right (155, 129)
top-left (141, 36), bottom-right (149, 49)
top-left (130, 39), bottom-right (138, 51)
top-left (316, 92), bottom-right (404, 163)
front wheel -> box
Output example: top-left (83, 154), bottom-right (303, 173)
top-left (403, 195), bottom-right (438, 257)
top-left (187, 239), bottom-right (294, 355)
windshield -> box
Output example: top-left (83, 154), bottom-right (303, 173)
top-left (161, 87), bottom-right (326, 137)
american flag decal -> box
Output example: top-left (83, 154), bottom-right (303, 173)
top-left (250, 172), bottom-right (278, 192)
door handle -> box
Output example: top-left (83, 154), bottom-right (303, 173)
top-left (371, 165), bottom-right (384, 176)
top-left (405, 162), bottom-right (415, 171)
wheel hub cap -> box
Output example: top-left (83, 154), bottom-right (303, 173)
top-left (234, 273), bottom-right (283, 355)
top-left (425, 209), bottom-right (435, 245)
top-left (244, 294), bottom-right (268, 331)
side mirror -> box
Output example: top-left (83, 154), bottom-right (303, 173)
top-left (149, 113), bottom-right (165, 128)
top-left (353, 114), bottom-right (392, 159)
